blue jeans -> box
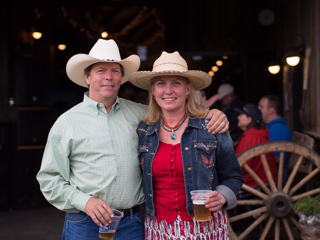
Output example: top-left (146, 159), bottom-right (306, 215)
top-left (61, 210), bottom-right (145, 240)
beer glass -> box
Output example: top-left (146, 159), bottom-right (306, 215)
top-left (190, 190), bottom-right (212, 222)
top-left (99, 209), bottom-right (123, 240)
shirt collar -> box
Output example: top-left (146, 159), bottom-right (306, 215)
top-left (83, 92), bottom-right (120, 115)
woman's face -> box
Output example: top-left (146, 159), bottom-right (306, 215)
top-left (151, 75), bottom-right (191, 114)
top-left (237, 113), bottom-right (252, 131)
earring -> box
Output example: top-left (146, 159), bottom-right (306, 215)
top-left (153, 96), bottom-right (156, 100)
top-left (186, 95), bottom-right (189, 100)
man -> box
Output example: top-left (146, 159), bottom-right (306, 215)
top-left (36, 39), bottom-right (229, 240)
top-left (258, 95), bottom-right (292, 183)
top-left (217, 83), bottom-right (243, 142)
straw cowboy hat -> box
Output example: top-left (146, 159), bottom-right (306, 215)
top-left (129, 51), bottom-right (212, 91)
top-left (66, 39), bottom-right (140, 87)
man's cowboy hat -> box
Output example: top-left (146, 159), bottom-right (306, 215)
top-left (66, 39), bottom-right (140, 87)
top-left (129, 51), bottom-right (211, 91)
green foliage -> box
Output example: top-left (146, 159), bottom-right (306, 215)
top-left (292, 195), bottom-right (320, 216)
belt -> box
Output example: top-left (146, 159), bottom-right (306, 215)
top-left (119, 205), bottom-right (140, 218)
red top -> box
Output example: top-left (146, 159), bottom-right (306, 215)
top-left (234, 127), bottom-right (278, 187)
top-left (152, 141), bottom-right (192, 223)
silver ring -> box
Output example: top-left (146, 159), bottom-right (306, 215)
top-left (221, 122), bottom-right (225, 125)
top-left (220, 199), bottom-right (224, 207)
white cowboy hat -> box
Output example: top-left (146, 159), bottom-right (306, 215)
top-left (128, 51), bottom-right (211, 91)
top-left (66, 39), bottom-right (140, 87)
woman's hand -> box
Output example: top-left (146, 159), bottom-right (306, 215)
top-left (206, 109), bottom-right (229, 134)
top-left (204, 191), bottom-right (226, 212)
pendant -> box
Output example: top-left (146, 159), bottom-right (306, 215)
top-left (170, 131), bottom-right (176, 140)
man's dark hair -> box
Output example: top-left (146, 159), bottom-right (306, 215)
top-left (262, 95), bottom-right (283, 116)
top-left (84, 62), bottom-right (124, 78)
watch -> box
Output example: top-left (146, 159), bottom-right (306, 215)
top-left (258, 9), bottom-right (275, 26)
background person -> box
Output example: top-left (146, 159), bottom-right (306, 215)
top-left (129, 51), bottom-right (244, 240)
top-left (234, 104), bottom-right (277, 190)
top-left (258, 95), bottom-right (292, 184)
top-left (36, 39), bottom-right (230, 240)
top-left (216, 83), bottom-right (243, 143)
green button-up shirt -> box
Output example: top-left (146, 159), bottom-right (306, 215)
top-left (36, 93), bottom-right (147, 213)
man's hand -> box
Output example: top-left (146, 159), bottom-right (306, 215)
top-left (204, 191), bottom-right (226, 212)
top-left (206, 109), bottom-right (229, 134)
top-left (85, 197), bottom-right (114, 226)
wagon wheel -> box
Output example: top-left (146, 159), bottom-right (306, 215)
top-left (228, 141), bottom-right (320, 240)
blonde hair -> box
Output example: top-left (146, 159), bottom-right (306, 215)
top-left (142, 76), bottom-right (209, 125)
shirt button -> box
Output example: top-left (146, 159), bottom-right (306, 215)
top-left (171, 167), bottom-right (174, 170)
top-left (175, 198), bottom-right (178, 202)
top-left (188, 167), bottom-right (192, 172)
top-left (185, 147), bottom-right (190, 151)
top-left (171, 159), bottom-right (173, 163)
top-left (175, 193), bottom-right (178, 196)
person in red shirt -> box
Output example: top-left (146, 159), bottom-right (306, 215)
top-left (234, 104), bottom-right (278, 188)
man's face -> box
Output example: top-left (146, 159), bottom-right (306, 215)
top-left (85, 62), bottom-right (122, 103)
top-left (258, 98), bottom-right (270, 123)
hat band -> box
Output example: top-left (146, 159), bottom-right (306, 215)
top-left (100, 58), bottom-right (118, 62)
top-left (153, 62), bottom-right (188, 71)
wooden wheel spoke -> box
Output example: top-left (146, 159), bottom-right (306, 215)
top-left (289, 167), bottom-right (320, 196)
top-left (242, 163), bottom-right (272, 195)
top-left (275, 219), bottom-right (280, 240)
top-left (237, 199), bottom-right (265, 205)
top-left (228, 206), bottom-right (268, 223)
top-left (238, 212), bottom-right (269, 240)
top-left (278, 151), bottom-right (285, 190)
top-left (259, 215), bottom-right (275, 240)
top-left (291, 187), bottom-right (320, 201)
top-left (241, 184), bottom-right (269, 200)
top-left (283, 155), bottom-right (304, 193)
top-left (260, 153), bottom-right (277, 192)
top-left (282, 218), bottom-right (294, 240)
top-left (289, 215), bottom-right (301, 230)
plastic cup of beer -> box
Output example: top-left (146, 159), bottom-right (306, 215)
top-left (190, 190), bottom-right (212, 222)
top-left (98, 209), bottom-right (123, 240)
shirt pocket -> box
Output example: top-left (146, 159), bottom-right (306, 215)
top-left (193, 140), bottom-right (217, 170)
top-left (138, 142), bottom-right (152, 168)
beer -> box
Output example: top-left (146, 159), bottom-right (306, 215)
top-left (99, 230), bottom-right (116, 240)
top-left (193, 200), bottom-right (210, 222)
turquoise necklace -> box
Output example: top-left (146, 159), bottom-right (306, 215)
top-left (162, 114), bottom-right (187, 140)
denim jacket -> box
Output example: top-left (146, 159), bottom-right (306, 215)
top-left (137, 117), bottom-right (244, 219)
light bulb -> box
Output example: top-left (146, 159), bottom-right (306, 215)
top-left (286, 56), bottom-right (300, 66)
top-left (268, 65), bottom-right (280, 74)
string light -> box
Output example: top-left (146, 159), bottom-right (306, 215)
top-left (216, 60), bottom-right (223, 66)
top-left (32, 32), bottom-right (42, 39)
top-left (208, 71), bottom-right (214, 77)
top-left (58, 44), bottom-right (67, 50)
top-left (59, 6), bottom-right (165, 48)
top-left (211, 66), bottom-right (218, 72)
top-left (101, 32), bottom-right (108, 38)
top-left (223, 56), bottom-right (228, 59)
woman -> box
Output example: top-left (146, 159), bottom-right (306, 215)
top-left (129, 51), bottom-right (243, 240)
top-left (234, 104), bottom-right (278, 189)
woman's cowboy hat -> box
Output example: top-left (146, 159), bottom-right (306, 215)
top-left (129, 51), bottom-right (211, 91)
top-left (66, 39), bottom-right (140, 87)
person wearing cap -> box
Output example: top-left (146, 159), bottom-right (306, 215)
top-left (234, 104), bottom-right (277, 189)
top-left (36, 39), bottom-right (230, 240)
top-left (258, 95), bottom-right (291, 184)
top-left (216, 83), bottom-right (243, 143)
top-left (130, 51), bottom-right (243, 239)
